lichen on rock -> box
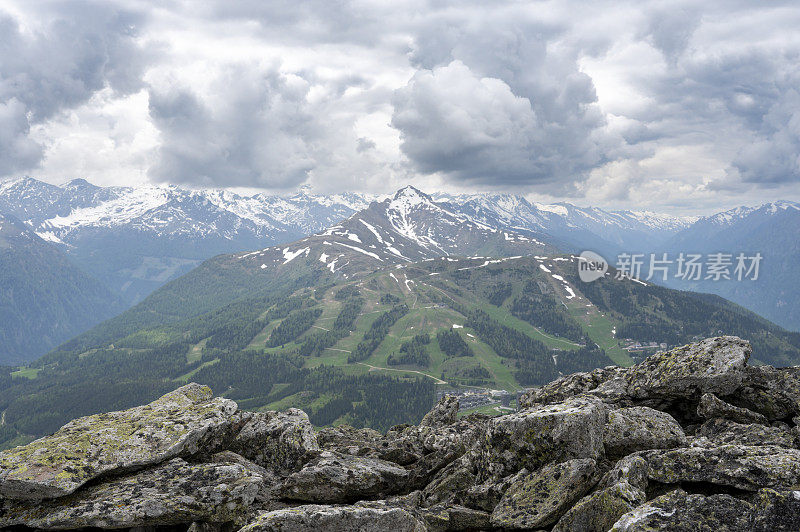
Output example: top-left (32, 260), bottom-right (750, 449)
top-left (0, 383), bottom-right (237, 500)
top-left (1, 336), bottom-right (800, 531)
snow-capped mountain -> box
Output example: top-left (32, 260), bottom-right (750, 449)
top-left (0, 177), bottom-right (377, 303)
top-left (235, 186), bottom-right (556, 278)
top-left (661, 200), bottom-right (800, 332)
top-left (436, 192), bottom-right (696, 257)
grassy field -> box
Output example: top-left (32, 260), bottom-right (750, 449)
top-left (10, 367), bottom-right (40, 380)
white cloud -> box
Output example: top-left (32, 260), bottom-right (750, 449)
top-left (1, 0), bottom-right (799, 210)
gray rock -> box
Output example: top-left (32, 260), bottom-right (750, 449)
top-left (0, 383), bottom-right (237, 500)
top-left (281, 451), bottom-right (409, 502)
top-left (461, 467), bottom-right (527, 512)
top-left (519, 366), bottom-right (627, 408)
top-left (229, 409), bottom-right (319, 475)
top-left (610, 489), bottom-right (753, 531)
top-left (697, 392), bottom-right (768, 425)
top-left (642, 444), bottom-right (800, 491)
top-left (239, 504), bottom-right (427, 531)
top-left (316, 425), bottom-right (383, 455)
top-left (0, 458), bottom-right (262, 529)
top-left (446, 505), bottom-right (491, 530)
top-left (420, 394), bottom-right (459, 427)
top-left (553, 480), bottom-right (645, 532)
top-left (491, 459), bottom-right (597, 529)
top-left (626, 336), bottom-right (751, 400)
top-left (420, 455), bottom-right (477, 507)
top-left (751, 488), bottom-right (800, 531)
top-left (597, 455), bottom-right (649, 492)
top-left (603, 406), bottom-right (686, 456)
top-left (481, 396), bottom-right (607, 477)
top-left (729, 365), bottom-right (800, 420)
top-left (698, 418), bottom-right (798, 448)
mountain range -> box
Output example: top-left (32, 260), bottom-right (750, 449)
top-left (660, 201), bottom-right (800, 331)
top-left (0, 213), bottom-right (123, 364)
top-left (1, 177), bottom-right (798, 345)
top-left (1, 186), bottom-right (797, 448)
top-left (0, 178), bottom-right (374, 304)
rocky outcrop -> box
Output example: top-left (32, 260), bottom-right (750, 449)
top-left (0, 383), bottom-right (237, 500)
top-left (240, 504), bottom-right (427, 531)
top-left (1, 336), bottom-right (800, 531)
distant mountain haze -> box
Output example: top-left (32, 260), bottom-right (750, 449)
top-left (0, 213), bottom-right (123, 364)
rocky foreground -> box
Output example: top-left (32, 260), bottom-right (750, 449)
top-left (1, 337), bottom-right (800, 531)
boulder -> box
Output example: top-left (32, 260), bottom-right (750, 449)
top-left (420, 395), bottom-right (459, 427)
top-left (596, 455), bottom-right (649, 492)
top-left (728, 366), bottom-right (800, 420)
top-left (281, 451), bottom-right (409, 502)
top-left (0, 458), bottom-right (262, 529)
top-left (553, 480), bottom-right (645, 532)
top-left (751, 488), bottom-right (800, 531)
top-left (228, 409), bottom-right (319, 474)
top-left (626, 336), bottom-right (750, 401)
top-left (603, 406), bottom-right (686, 456)
top-left (698, 418), bottom-right (797, 448)
top-left (0, 383), bottom-right (237, 500)
top-left (610, 489), bottom-right (753, 531)
top-left (697, 392), bottom-right (768, 425)
top-left (642, 444), bottom-right (800, 491)
top-left (460, 467), bottom-right (527, 512)
top-left (420, 456), bottom-right (478, 507)
top-left (481, 396), bottom-right (607, 477)
top-left (490, 459), bottom-right (597, 529)
top-left (519, 367), bottom-right (627, 408)
top-left (316, 425), bottom-right (384, 455)
top-left (239, 504), bottom-right (427, 531)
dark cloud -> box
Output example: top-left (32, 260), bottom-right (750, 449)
top-left (0, 1), bottom-right (149, 175)
top-left (2, 0), bottom-right (800, 202)
top-left (148, 65), bottom-right (321, 189)
top-left (394, 11), bottom-right (610, 188)
top-left (733, 84), bottom-right (800, 184)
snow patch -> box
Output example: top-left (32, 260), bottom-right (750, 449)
top-left (282, 247), bottom-right (310, 264)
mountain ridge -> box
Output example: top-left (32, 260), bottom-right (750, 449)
top-left (0, 213), bottom-right (124, 364)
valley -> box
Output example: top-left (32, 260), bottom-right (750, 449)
top-left (1, 185), bottom-right (798, 452)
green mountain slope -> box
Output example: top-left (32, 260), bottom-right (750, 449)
top-left (0, 214), bottom-right (124, 364)
top-left (2, 252), bottom-right (797, 448)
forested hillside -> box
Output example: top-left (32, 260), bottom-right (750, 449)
top-left (2, 251), bottom-right (797, 449)
top-left (0, 214), bottom-right (123, 364)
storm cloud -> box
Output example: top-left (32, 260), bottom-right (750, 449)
top-left (0, 0), bottom-right (799, 208)
top-left (0, 1), bottom-right (148, 174)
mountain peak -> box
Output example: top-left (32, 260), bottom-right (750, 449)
top-left (393, 185), bottom-right (431, 202)
top-left (63, 178), bottom-right (97, 189)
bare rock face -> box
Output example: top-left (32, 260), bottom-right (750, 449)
top-left (603, 406), bottom-right (686, 457)
top-left (626, 336), bottom-right (751, 400)
top-left (239, 504), bottom-right (427, 532)
top-left (518, 367), bottom-right (626, 408)
top-left (698, 418), bottom-right (798, 447)
top-left (729, 365), bottom-right (800, 420)
top-left (281, 451), bottom-right (410, 503)
top-left (553, 479), bottom-right (645, 532)
top-left (0, 383), bottom-right (237, 500)
top-left (480, 396), bottom-right (607, 477)
top-left (697, 392), bottom-right (769, 425)
top-left (420, 395), bottom-right (459, 427)
top-left (2, 336), bottom-right (800, 531)
top-left (642, 444), bottom-right (800, 491)
top-left (610, 489), bottom-right (754, 531)
top-left (0, 458), bottom-right (262, 529)
top-left (228, 408), bottom-right (319, 475)
top-left (490, 458), bottom-right (597, 529)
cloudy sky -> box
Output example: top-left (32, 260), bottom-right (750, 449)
top-left (1, 0), bottom-right (799, 212)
